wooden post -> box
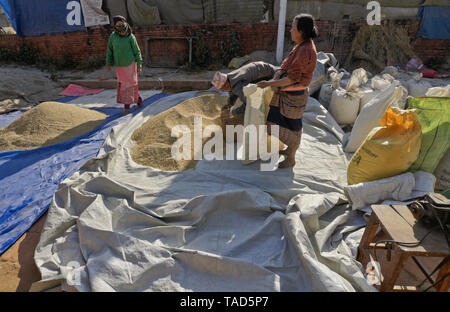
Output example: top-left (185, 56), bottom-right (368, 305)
top-left (436, 259), bottom-right (450, 292)
top-left (275, 0), bottom-right (287, 65)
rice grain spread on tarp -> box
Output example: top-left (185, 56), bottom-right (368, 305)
top-left (0, 101), bottom-right (106, 152)
top-left (131, 94), bottom-right (227, 171)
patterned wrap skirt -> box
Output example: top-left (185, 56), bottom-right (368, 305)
top-left (115, 61), bottom-right (139, 107)
top-left (266, 89), bottom-right (308, 147)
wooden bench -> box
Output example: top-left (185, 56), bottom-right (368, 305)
top-left (358, 204), bottom-right (450, 292)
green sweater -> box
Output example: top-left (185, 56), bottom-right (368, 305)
top-left (106, 32), bottom-right (143, 68)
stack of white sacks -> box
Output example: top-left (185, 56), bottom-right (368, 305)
top-left (319, 64), bottom-right (450, 122)
top-left (314, 62), bottom-right (450, 210)
top-left (318, 64), bottom-right (449, 138)
top-left (320, 66), bottom-right (408, 129)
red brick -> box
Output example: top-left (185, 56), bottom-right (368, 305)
top-left (0, 21), bottom-right (448, 67)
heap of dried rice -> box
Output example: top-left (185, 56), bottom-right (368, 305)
top-left (131, 94), bottom-right (228, 171)
top-left (346, 22), bottom-right (419, 74)
top-left (0, 101), bottom-right (106, 152)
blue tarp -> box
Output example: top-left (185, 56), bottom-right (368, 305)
top-left (0, 110), bottom-right (24, 128)
top-left (418, 6), bottom-right (450, 39)
top-left (0, 93), bottom-right (170, 255)
top-left (0, 0), bottom-right (16, 30)
top-left (0, 0), bottom-right (86, 36)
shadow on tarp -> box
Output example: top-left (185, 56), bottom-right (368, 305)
top-left (0, 93), bottom-right (170, 255)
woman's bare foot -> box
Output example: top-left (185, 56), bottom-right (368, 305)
top-left (278, 157), bottom-right (295, 168)
top-left (122, 109), bottom-right (130, 116)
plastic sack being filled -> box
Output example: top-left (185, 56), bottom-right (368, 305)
top-left (240, 87), bottom-right (284, 165)
top-left (347, 107), bottom-right (422, 185)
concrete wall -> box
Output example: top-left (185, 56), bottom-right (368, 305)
top-left (211, 0), bottom-right (265, 23)
top-left (274, 0), bottom-right (419, 22)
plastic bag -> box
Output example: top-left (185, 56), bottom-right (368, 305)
top-left (243, 83), bottom-right (258, 97)
top-left (345, 172), bottom-right (415, 210)
top-left (381, 66), bottom-right (400, 78)
top-left (347, 107), bottom-right (422, 185)
top-left (228, 55), bottom-right (250, 69)
top-left (345, 68), bottom-right (368, 91)
top-left (309, 53), bottom-right (329, 94)
top-left (425, 85), bottom-right (450, 97)
top-left (325, 53), bottom-right (339, 68)
top-left (382, 74), bottom-right (395, 83)
top-left (406, 79), bottom-right (432, 97)
top-left (241, 87), bottom-right (284, 164)
top-left (319, 83), bottom-right (333, 109)
top-left (329, 88), bottom-right (360, 125)
top-left (371, 76), bottom-right (391, 90)
top-left (408, 97), bottom-right (450, 173)
top-left (393, 86), bottom-right (409, 109)
top-left (359, 87), bottom-right (382, 112)
top-left (345, 83), bottom-right (402, 153)
top-left (319, 72), bottom-right (343, 109)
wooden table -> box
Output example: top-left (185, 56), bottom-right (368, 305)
top-left (358, 205), bottom-right (450, 292)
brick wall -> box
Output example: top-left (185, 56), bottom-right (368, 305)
top-left (0, 21), bottom-right (448, 68)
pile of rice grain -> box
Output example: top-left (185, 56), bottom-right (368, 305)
top-left (131, 94), bottom-right (228, 171)
top-left (0, 101), bottom-right (106, 152)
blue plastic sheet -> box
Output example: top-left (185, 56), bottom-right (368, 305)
top-left (0, 93), bottom-right (170, 255)
top-left (418, 6), bottom-right (450, 39)
top-left (0, 0), bottom-right (86, 36)
top-left (0, 111), bottom-right (24, 128)
top-left (0, 0), bottom-right (16, 30)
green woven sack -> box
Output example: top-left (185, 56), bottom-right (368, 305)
top-left (409, 97), bottom-right (450, 173)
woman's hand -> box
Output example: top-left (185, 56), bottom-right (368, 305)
top-left (106, 64), bottom-right (111, 72)
top-left (257, 81), bottom-right (271, 89)
top-left (138, 67), bottom-right (142, 75)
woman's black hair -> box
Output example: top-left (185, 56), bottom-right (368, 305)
top-left (113, 15), bottom-right (127, 25)
top-left (295, 14), bottom-right (318, 40)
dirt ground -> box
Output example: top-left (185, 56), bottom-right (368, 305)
top-left (0, 213), bottom-right (47, 292)
top-left (0, 64), bottom-right (227, 114)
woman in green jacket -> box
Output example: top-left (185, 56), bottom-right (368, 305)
top-left (106, 16), bottom-right (143, 115)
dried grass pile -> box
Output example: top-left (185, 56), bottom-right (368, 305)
top-left (345, 22), bottom-right (419, 74)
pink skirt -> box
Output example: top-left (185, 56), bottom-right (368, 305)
top-left (115, 61), bottom-right (139, 105)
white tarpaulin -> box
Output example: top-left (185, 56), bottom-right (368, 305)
top-left (67, 90), bottom-right (161, 109)
top-left (81, 0), bottom-right (110, 27)
top-left (34, 90), bottom-right (377, 292)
